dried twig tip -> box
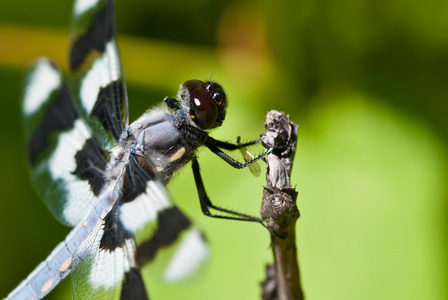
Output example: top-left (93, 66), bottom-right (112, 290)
top-left (260, 110), bottom-right (303, 300)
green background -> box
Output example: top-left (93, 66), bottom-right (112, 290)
top-left (0, 0), bottom-right (446, 299)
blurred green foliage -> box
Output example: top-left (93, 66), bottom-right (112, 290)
top-left (0, 0), bottom-right (446, 299)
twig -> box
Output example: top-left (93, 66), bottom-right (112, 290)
top-left (260, 110), bottom-right (303, 300)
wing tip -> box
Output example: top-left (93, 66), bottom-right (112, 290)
top-left (163, 228), bottom-right (209, 282)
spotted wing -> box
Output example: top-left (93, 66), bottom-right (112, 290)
top-left (71, 153), bottom-right (208, 300)
top-left (22, 0), bottom-right (127, 226)
top-left (69, 0), bottom-right (128, 149)
top-left (22, 59), bottom-right (110, 226)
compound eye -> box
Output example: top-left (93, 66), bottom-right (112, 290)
top-left (189, 86), bottom-right (218, 129)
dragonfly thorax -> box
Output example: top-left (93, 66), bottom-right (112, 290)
top-left (123, 109), bottom-right (202, 184)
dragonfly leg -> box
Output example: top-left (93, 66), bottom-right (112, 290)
top-left (191, 157), bottom-right (280, 237)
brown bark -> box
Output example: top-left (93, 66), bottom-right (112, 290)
top-left (260, 111), bottom-right (303, 300)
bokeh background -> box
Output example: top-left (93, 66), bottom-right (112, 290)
top-left (0, 0), bottom-right (447, 299)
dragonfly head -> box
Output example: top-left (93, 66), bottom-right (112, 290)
top-left (180, 80), bottom-right (227, 130)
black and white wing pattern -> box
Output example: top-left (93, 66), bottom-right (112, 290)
top-left (22, 1), bottom-right (128, 228)
top-left (69, 0), bottom-right (128, 148)
top-left (22, 0), bottom-right (133, 230)
top-left (12, 0), bottom-right (208, 299)
top-left (22, 57), bottom-right (109, 227)
top-left (71, 155), bottom-right (207, 300)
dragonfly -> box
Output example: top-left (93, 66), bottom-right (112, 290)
top-left (6, 0), bottom-right (273, 299)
